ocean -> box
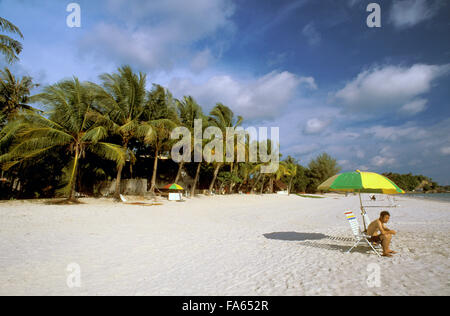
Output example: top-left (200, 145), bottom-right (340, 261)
top-left (405, 193), bottom-right (450, 203)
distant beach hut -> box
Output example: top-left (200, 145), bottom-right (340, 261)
top-left (318, 170), bottom-right (404, 230)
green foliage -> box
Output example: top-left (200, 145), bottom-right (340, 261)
top-left (0, 67), bottom-right (39, 124)
top-left (289, 164), bottom-right (309, 193)
top-left (0, 17), bottom-right (23, 63)
top-left (0, 78), bottom-right (126, 200)
top-left (306, 153), bottom-right (341, 193)
top-left (383, 172), bottom-right (437, 192)
top-left (176, 96), bottom-right (205, 130)
top-left (217, 171), bottom-right (242, 190)
top-left (144, 84), bottom-right (178, 122)
top-left (0, 64), bottom-right (443, 200)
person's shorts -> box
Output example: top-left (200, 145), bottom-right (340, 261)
top-left (369, 235), bottom-right (381, 243)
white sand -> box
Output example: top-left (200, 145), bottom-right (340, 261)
top-left (0, 194), bottom-right (448, 296)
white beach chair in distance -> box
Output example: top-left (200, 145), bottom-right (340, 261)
top-left (345, 211), bottom-right (381, 257)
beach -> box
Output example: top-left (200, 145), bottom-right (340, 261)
top-left (0, 194), bottom-right (449, 296)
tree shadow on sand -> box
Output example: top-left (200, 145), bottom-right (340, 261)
top-left (44, 199), bottom-right (85, 205)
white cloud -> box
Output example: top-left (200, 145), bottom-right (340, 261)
top-left (441, 147), bottom-right (450, 155)
top-left (267, 52), bottom-right (289, 67)
top-left (287, 143), bottom-right (321, 156)
top-left (390, 0), bottom-right (441, 29)
top-left (371, 156), bottom-right (396, 167)
top-left (79, 0), bottom-right (235, 71)
top-left (169, 71), bottom-right (314, 120)
top-left (347, 0), bottom-right (360, 7)
top-left (303, 118), bottom-right (330, 135)
top-left (190, 49), bottom-right (215, 73)
top-left (365, 124), bottom-right (429, 141)
top-left (298, 77), bottom-right (318, 90)
top-left (338, 159), bottom-right (350, 167)
top-left (335, 64), bottom-right (450, 115)
top-left (400, 98), bottom-right (428, 115)
top-left (302, 23), bottom-right (321, 46)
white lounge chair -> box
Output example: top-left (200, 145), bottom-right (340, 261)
top-left (363, 212), bottom-right (371, 233)
top-left (345, 211), bottom-right (381, 257)
top-left (362, 212), bottom-right (382, 249)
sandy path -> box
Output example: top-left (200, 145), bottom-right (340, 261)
top-left (0, 194), bottom-right (448, 295)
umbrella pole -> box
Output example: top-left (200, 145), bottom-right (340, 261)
top-left (359, 190), bottom-right (367, 231)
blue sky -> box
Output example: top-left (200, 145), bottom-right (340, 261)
top-left (1, 0), bottom-right (449, 184)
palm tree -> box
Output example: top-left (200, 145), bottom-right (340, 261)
top-left (0, 78), bottom-right (126, 202)
top-left (250, 139), bottom-right (278, 194)
top-left (0, 111), bottom-right (5, 128)
top-left (95, 66), bottom-right (147, 200)
top-left (208, 103), bottom-right (243, 193)
top-left (0, 17), bottom-right (23, 63)
top-left (282, 156), bottom-right (298, 195)
top-left (142, 84), bottom-right (178, 194)
top-left (174, 96), bottom-right (204, 185)
top-left (0, 68), bottom-right (39, 123)
top-left (236, 162), bottom-right (253, 193)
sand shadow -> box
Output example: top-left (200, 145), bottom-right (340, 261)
top-left (263, 232), bottom-right (377, 255)
top-left (300, 241), bottom-right (381, 255)
top-left (44, 199), bottom-right (85, 205)
top-left (263, 232), bottom-right (328, 241)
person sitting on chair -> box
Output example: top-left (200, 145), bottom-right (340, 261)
top-left (367, 211), bottom-right (397, 257)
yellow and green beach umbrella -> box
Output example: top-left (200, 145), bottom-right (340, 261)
top-left (162, 183), bottom-right (184, 190)
top-left (318, 170), bottom-right (405, 194)
top-left (318, 170), bottom-right (404, 230)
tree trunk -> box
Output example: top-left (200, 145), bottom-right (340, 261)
top-left (114, 142), bottom-right (128, 201)
top-left (288, 177), bottom-right (293, 195)
top-left (251, 173), bottom-right (262, 193)
top-left (237, 178), bottom-right (247, 193)
top-left (191, 162), bottom-right (201, 197)
top-left (174, 161), bottom-right (184, 184)
top-left (68, 146), bottom-right (80, 201)
top-left (209, 163), bottom-right (222, 193)
top-left (114, 163), bottom-right (124, 200)
top-left (260, 175), bottom-right (266, 194)
top-left (269, 177), bottom-right (274, 194)
top-left (229, 162), bottom-right (234, 194)
top-left (150, 148), bottom-right (159, 193)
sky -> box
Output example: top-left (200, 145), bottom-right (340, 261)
top-left (1, 0), bottom-right (449, 184)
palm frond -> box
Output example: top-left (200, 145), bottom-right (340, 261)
top-left (88, 142), bottom-right (126, 166)
top-left (0, 17), bottom-right (23, 38)
top-left (0, 35), bottom-right (22, 63)
top-left (81, 126), bottom-right (108, 143)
